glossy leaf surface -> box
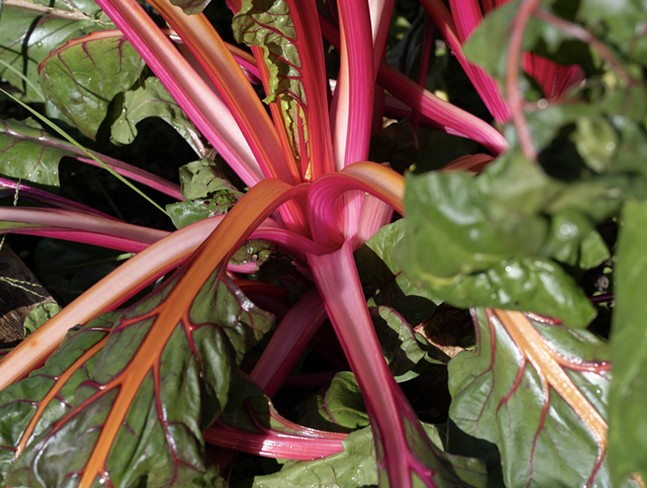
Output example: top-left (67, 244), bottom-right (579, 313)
top-left (448, 308), bottom-right (623, 487)
top-left (398, 153), bottom-right (629, 326)
top-left (0, 268), bottom-right (274, 486)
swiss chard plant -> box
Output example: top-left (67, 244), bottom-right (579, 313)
top-left (0, 0), bottom-right (646, 486)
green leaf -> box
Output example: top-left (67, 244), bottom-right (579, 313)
top-left (0, 0), bottom-right (109, 102)
top-left (251, 427), bottom-right (378, 488)
top-left (448, 309), bottom-right (621, 487)
top-left (462, 0), bottom-right (546, 82)
top-left (316, 372), bottom-right (369, 430)
top-left (372, 306), bottom-right (447, 382)
top-left (251, 422), bottom-right (489, 488)
top-left (355, 220), bottom-right (438, 326)
top-left (609, 199), bottom-right (647, 484)
top-left (166, 160), bottom-right (242, 229)
top-left (0, 270), bottom-right (274, 486)
top-left (399, 154), bottom-right (620, 326)
top-left (177, 159), bottom-right (242, 201)
top-left (576, 0), bottom-right (647, 63)
top-left (23, 302), bottom-right (61, 336)
top-left (0, 118), bottom-right (78, 187)
top-left (232, 0), bottom-right (308, 162)
top-left (110, 77), bottom-right (203, 153)
top-left (38, 34), bottom-right (145, 139)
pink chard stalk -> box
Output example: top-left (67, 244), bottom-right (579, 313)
top-left (0, 0), bottom-right (589, 487)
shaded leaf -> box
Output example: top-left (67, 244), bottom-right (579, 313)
top-left (316, 372), bottom-right (369, 430)
top-left (0, 268), bottom-right (274, 486)
top-left (251, 427), bottom-right (378, 488)
top-left (355, 220), bottom-right (438, 326)
top-left (447, 308), bottom-right (626, 487)
top-left (39, 33), bottom-right (145, 139)
top-left (371, 306), bottom-right (448, 382)
top-left (0, 0), bottom-right (108, 102)
top-left (110, 76), bottom-right (203, 153)
top-left (609, 200), bottom-right (647, 484)
top-left (576, 0), bottom-right (647, 63)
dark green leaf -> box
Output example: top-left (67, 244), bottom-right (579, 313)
top-left (609, 199), bottom-right (647, 484)
top-left (372, 306), bottom-right (447, 382)
top-left (232, 0), bottom-right (306, 158)
top-left (576, 0), bottom-right (647, 63)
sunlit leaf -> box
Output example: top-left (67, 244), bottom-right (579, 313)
top-left (609, 200), bottom-right (647, 485)
top-left (39, 32), bottom-right (145, 139)
top-left (447, 308), bottom-right (626, 487)
top-left (398, 153), bottom-right (635, 326)
top-left (232, 0), bottom-right (334, 176)
top-left (0, 0), bottom-right (109, 102)
top-left (0, 268), bottom-right (274, 486)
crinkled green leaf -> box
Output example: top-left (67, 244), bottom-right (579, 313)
top-left (609, 199), bottom-right (647, 484)
top-left (448, 308), bottom-right (624, 487)
top-left (0, 118), bottom-right (78, 187)
top-left (178, 159), bottom-right (242, 201)
top-left (399, 154), bottom-right (623, 326)
top-left (39, 34), bottom-right (145, 139)
top-left (0, 0), bottom-right (109, 102)
top-left (316, 372), bottom-right (369, 430)
top-left (232, 0), bottom-right (306, 158)
top-left (232, 0), bottom-right (300, 105)
top-left (0, 269), bottom-right (274, 486)
top-left (110, 77), bottom-right (203, 153)
top-left (355, 220), bottom-right (438, 326)
top-left (167, 197), bottom-right (237, 229)
top-left (23, 302), bottom-right (61, 336)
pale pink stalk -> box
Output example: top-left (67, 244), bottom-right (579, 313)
top-left (251, 288), bottom-right (327, 396)
top-left (309, 241), bottom-right (437, 487)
